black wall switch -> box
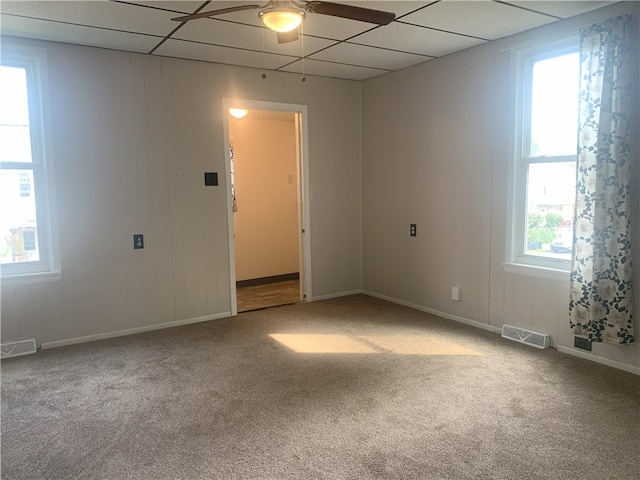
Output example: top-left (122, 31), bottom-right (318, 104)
top-left (204, 172), bottom-right (218, 186)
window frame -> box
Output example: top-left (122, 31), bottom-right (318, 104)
top-left (506, 35), bottom-right (579, 275)
top-left (0, 44), bottom-right (60, 284)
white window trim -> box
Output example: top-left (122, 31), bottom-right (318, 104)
top-left (503, 262), bottom-right (570, 282)
top-left (505, 34), bottom-right (579, 278)
top-left (1, 43), bottom-right (60, 285)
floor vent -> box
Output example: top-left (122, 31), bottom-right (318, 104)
top-left (1, 339), bottom-right (37, 358)
top-left (501, 325), bottom-right (549, 349)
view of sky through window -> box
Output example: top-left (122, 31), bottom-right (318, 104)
top-left (530, 52), bottom-right (580, 157)
top-left (0, 65), bottom-right (40, 265)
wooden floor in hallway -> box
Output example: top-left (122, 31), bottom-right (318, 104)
top-left (237, 279), bottom-right (301, 312)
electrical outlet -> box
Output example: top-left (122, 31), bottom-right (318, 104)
top-left (133, 234), bottom-right (144, 249)
top-left (451, 287), bottom-right (462, 301)
top-left (574, 336), bottom-right (592, 351)
top-left (410, 224), bottom-right (417, 237)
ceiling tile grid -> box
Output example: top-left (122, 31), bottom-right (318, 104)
top-left (0, 12), bottom-right (162, 53)
top-left (308, 41), bottom-right (431, 71)
top-left (0, 0), bottom-right (619, 80)
top-left (1, 0), bottom-right (181, 36)
top-left (499, 1), bottom-right (615, 19)
top-left (397, 0), bottom-right (558, 40)
top-left (155, 37), bottom-right (299, 70)
top-left (278, 57), bottom-right (389, 80)
top-left (349, 21), bottom-right (487, 57)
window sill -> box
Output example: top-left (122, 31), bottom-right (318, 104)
top-left (503, 262), bottom-right (570, 282)
top-left (1, 271), bottom-right (62, 287)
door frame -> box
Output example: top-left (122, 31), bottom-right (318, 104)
top-left (222, 97), bottom-right (311, 316)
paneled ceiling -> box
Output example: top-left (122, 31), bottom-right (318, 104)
top-left (0, 1), bottom-right (616, 80)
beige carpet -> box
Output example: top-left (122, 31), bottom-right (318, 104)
top-left (2, 294), bottom-right (639, 479)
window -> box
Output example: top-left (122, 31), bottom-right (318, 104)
top-left (0, 46), bottom-right (59, 281)
top-left (509, 37), bottom-right (579, 272)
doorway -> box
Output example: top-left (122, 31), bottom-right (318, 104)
top-left (222, 99), bottom-right (311, 315)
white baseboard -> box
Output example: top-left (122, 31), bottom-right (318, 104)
top-left (557, 345), bottom-right (640, 376)
top-left (40, 311), bottom-right (232, 350)
top-left (311, 289), bottom-right (364, 302)
top-left (361, 290), bottom-right (638, 375)
top-left (32, 294), bottom-right (640, 376)
top-left (362, 290), bottom-right (503, 335)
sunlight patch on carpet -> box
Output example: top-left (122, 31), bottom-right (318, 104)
top-left (269, 334), bottom-right (377, 353)
top-left (362, 336), bottom-right (482, 355)
top-left (269, 334), bottom-right (483, 355)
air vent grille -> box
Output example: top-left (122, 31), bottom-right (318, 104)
top-left (1, 338), bottom-right (37, 358)
top-left (501, 325), bottom-right (549, 349)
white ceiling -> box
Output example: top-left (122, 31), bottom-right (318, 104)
top-left (0, 0), bottom-right (616, 80)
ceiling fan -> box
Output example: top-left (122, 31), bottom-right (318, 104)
top-left (171, 1), bottom-right (396, 44)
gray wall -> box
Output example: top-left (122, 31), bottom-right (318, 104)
top-left (362, 2), bottom-right (639, 370)
top-left (0, 38), bottom-right (362, 345)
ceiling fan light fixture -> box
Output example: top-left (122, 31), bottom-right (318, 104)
top-left (260, 8), bottom-right (305, 33)
top-left (229, 108), bottom-right (248, 118)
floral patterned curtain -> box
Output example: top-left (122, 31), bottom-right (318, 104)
top-left (569, 15), bottom-right (634, 345)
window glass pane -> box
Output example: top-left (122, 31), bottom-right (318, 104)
top-left (0, 169), bottom-right (40, 264)
top-left (525, 162), bottom-right (575, 260)
top-left (0, 66), bottom-right (32, 163)
top-left (0, 125), bottom-right (32, 163)
top-left (529, 52), bottom-right (579, 157)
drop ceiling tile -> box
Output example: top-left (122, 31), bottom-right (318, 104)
top-left (335, 0), bottom-right (428, 17)
top-left (301, 1), bottom-right (438, 40)
top-left (400, 0), bottom-right (557, 40)
top-left (121, 1), bottom-right (207, 14)
top-left (310, 42), bottom-right (430, 71)
top-left (172, 3), bottom-right (265, 28)
top-left (0, 15), bottom-right (160, 53)
top-left (502, 1), bottom-right (617, 19)
top-left (331, 1), bottom-right (433, 18)
top-left (279, 58), bottom-right (389, 81)
top-left (173, 18), bottom-right (336, 57)
top-left (0, 0), bottom-right (181, 37)
top-left (299, 1), bottom-right (433, 41)
top-left (154, 37), bottom-right (297, 70)
top-left (295, 11), bottom-right (378, 41)
top-left (353, 22), bottom-right (487, 57)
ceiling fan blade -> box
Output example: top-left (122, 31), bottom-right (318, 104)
top-left (304, 1), bottom-right (395, 25)
top-left (277, 30), bottom-right (299, 44)
top-left (171, 5), bottom-right (262, 22)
